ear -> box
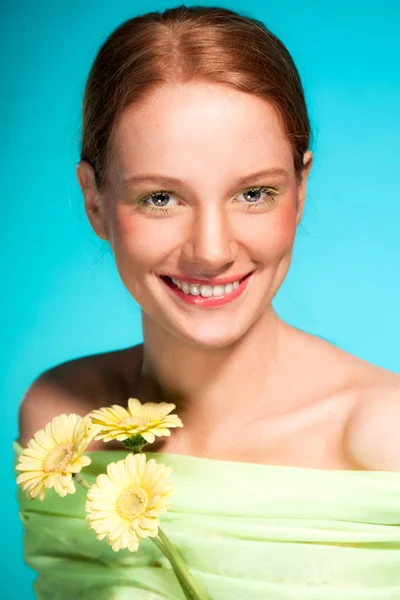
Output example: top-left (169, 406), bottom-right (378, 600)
top-left (76, 160), bottom-right (108, 240)
top-left (296, 150), bottom-right (313, 225)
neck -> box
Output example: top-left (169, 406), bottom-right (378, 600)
top-left (136, 307), bottom-right (296, 436)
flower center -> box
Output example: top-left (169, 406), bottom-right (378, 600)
top-left (117, 486), bottom-right (148, 520)
top-left (43, 444), bottom-right (74, 472)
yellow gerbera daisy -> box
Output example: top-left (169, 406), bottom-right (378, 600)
top-left (86, 453), bottom-right (174, 552)
top-left (89, 398), bottom-right (183, 444)
top-left (16, 413), bottom-right (98, 501)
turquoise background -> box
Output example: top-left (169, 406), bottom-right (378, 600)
top-left (2, 0), bottom-right (399, 597)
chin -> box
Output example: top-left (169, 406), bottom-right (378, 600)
top-left (168, 317), bottom-right (254, 350)
top-left (140, 275), bottom-right (273, 349)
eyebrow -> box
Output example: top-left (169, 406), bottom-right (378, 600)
top-left (122, 168), bottom-right (289, 188)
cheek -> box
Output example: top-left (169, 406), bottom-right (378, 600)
top-left (242, 198), bottom-right (298, 259)
top-left (109, 207), bottom-right (179, 269)
top-left (270, 201), bottom-right (298, 250)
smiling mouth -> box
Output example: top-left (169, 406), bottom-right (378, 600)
top-left (160, 273), bottom-right (253, 298)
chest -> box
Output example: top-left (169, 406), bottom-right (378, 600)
top-left (250, 409), bottom-right (355, 469)
top-left (154, 395), bottom-right (358, 469)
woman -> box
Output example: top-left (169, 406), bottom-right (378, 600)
top-left (15, 4), bottom-right (400, 599)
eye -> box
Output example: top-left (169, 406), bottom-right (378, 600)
top-left (135, 185), bottom-right (278, 216)
top-left (234, 186), bottom-right (278, 207)
top-left (143, 191), bottom-right (179, 208)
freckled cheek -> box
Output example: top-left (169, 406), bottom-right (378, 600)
top-left (110, 212), bottom-right (181, 270)
top-left (240, 203), bottom-right (297, 260)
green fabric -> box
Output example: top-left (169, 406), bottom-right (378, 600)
top-left (14, 440), bottom-right (400, 599)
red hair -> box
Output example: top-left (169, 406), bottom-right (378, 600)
top-left (80, 5), bottom-right (311, 191)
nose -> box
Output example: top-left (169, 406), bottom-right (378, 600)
top-left (182, 205), bottom-right (239, 273)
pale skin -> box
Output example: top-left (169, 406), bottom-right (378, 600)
top-left (19, 82), bottom-right (400, 470)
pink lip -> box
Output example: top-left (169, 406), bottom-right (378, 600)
top-left (160, 273), bottom-right (252, 286)
top-left (159, 272), bottom-right (254, 308)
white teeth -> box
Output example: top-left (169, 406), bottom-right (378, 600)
top-left (213, 285), bottom-right (224, 297)
top-left (169, 276), bottom-right (244, 297)
top-left (200, 285), bottom-right (213, 297)
top-left (190, 284), bottom-right (200, 295)
top-left (224, 283), bottom-right (233, 294)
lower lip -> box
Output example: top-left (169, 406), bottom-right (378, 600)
top-left (160, 274), bottom-right (253, 307)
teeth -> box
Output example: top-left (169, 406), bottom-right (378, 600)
top-left (224, 283), bottom-right (233, 294)
top-left (212, 285), bottom-right (224, 297)
top-left (200, 285), bottom-right (213, 298)
top-left (169, 276), bottom-right (244, 297)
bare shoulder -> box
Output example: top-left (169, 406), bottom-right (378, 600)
top-left (18, 345), bottom-right (143, 447)
top-left (344, 367), bottom-right (400, 471)
top-left (289, 326), bottom-right (400, 471)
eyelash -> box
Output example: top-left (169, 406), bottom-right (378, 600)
top-left (134, 186), bottom-right (279, 215)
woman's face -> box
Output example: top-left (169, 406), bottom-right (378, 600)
top-left (82, 82), bottom-right (312, 348)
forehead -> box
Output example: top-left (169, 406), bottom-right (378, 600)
top-left (110, 83), bottom-right (293, 179)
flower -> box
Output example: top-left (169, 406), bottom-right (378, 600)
top-left (86, 453), bottom-right (174, 552)
top-left (89, 398), bottom-right (183, 444)
top-left (16, 414), bottom-right (98, 501)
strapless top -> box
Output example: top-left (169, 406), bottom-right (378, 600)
top-left (13, 440), bottom-right (400, 599)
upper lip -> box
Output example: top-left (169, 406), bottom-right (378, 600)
top-left (160, 272), bottom-right (253, 286)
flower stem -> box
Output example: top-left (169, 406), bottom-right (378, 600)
top-left (151, 527), bottom-right (208, 600)
top-left (73, 472), bottom-right (91, 490)
top-left (123, 434), bottom-right (148, 453)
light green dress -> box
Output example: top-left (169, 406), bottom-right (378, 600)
top-left (14, 440), bottom-right (400, 599)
